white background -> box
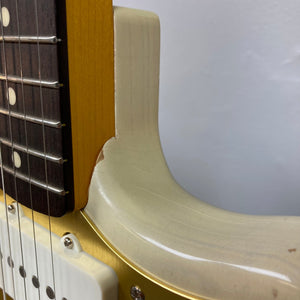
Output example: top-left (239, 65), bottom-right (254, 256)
top-left (113, 0), bottom-right (300, 215)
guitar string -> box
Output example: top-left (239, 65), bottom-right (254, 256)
top-left (0, 148), bottom-right (15, 300)
top-left (33, 0), bottom-right (57, 298)
top-left (0, 144), bottom-right (7, 300)
top-left (2, 1), bottom-right (32, 298)
top-left (14, 0), bottom-right (40, 299)
top-left (0, 240), bottom-right (7, 300)
top-left (0, 2), bottom-right (17, 299)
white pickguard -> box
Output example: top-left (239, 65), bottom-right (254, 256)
top-left (0, 201), bottom-right (118, 300)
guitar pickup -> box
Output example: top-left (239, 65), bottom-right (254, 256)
top-left (0, 201), bottom-right (118, 300)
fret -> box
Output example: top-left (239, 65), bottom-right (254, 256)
top-left (0, 43), bottom-right (59, 81)
top-left (0, 170), bottom-right (70, 216)
top-left (0, 108), bottom-right (62, 128)
top-left (0, 82), bottom-right (62, 121)
top-left (0, 138), bottom-right (64, 164)
top-left (0, 115), bottom-right (63, 157)
top-left (1, 0), bottom-right (57, 36)
top-left (0, 142), bottom-right (65, 188)
top-left (0, 165), bottom-right (66, 196)
top-left (0, 35), bottom-right (59, 44)
top-left (0, 0), bottom-right (74, 216)
top-left (0, 74), bottom-right (61, 89)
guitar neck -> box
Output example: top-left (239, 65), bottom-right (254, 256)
top-left (0, 0), bottom-right (115, 216)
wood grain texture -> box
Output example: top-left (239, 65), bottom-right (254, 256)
top-left (87, 7), bottom-right (300, 300)
top-left (65, 0), bottom-right (115, 210)
top-left (1, 0), bottom-right (56, 36)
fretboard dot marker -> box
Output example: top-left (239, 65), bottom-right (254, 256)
top-left (0, 7), bottom-right (10, 27)
top-left (12, 151), bottom-right (21, 168)
top-left (7, 87), bottom-right (16, 106)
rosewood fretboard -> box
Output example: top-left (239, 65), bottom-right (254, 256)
top-left (0, 0), bottom-right (73, 216)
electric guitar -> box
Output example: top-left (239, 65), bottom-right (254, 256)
top-left (1, 1), bottom-right (300, 300)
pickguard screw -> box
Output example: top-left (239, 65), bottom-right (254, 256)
top-left (7, 204), bottom-right (16, 214)
top-left (130, 285), bottom-right (145, 300)
top-left (63, 237), bottom-right (74, 249)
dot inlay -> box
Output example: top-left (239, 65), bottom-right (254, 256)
top-left (0, 7), bottom-right (10, 27)
top-left (12, 151), bottom-right (21, 169)
top-left (8, 87), bottom-right (16, 106)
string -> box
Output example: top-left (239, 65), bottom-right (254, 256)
top-left (0, 3), bottom-right (17, 299)
top-left (33, 0), bottom-right (57, 298)
top-left (0, 233), bottom-right (7, 300)
top-left (0, 148), bottom-right (14, 300)
top-left (0, 249), bottom-right (7, 300)
top-left (14, 0), bottom-right (40, 299)
top-left (0, 143), bottom-right (7, 300)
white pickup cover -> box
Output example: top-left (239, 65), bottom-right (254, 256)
top-left (0, 201), bottom-right (118, 300)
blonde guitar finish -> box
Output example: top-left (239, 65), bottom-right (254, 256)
top-left (87, 7), bottom-right (300, 300)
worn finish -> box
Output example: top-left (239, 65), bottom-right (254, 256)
top-left (87, 7), bottom-right (300, 300)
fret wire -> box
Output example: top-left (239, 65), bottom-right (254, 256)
top-left (1, 165), bottom-right (66, 196)
top-left (0, 109), bottom-right (62, 128)
top-left (0, 74), bottom-right (62, 89)
top-left (0, 35), bottom-right (59, 44)
top-left (0, 138), bottom-right (65, 164)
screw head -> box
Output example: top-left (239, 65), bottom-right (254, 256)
top-left (63, 237), bottom-right (74, 249)
top-left (7, 204), bottom-right (16, 214)
top-left (130, 286), bottom-right (145, 300)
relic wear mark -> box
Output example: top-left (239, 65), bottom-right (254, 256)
top-left (96, 150), bottom-right (105, 164)
top-left (272, 288), bottom-right (278, 298)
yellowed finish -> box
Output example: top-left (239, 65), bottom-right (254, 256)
top-left (0, 192), bottom-right (188, 300)
top-left (65, 0), bottom-right (115, 210)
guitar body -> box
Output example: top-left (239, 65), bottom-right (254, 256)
top-left (0, 192), bottom-right (188, 300)
top-left (1, 1), bottom-right (300, 300)
top-left (0, 0), bottom-right (188, 299)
